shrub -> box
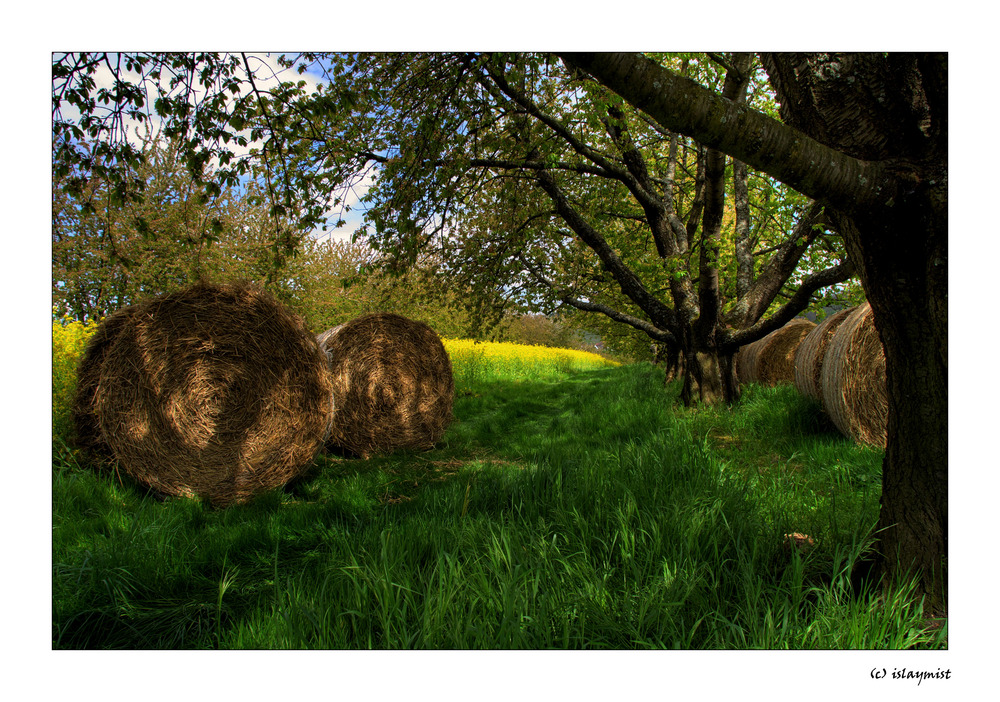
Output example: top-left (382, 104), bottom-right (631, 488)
top-left (52, 315), bottom-right (99, 442)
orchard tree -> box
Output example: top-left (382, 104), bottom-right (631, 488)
top-left (560, 52), bottom-right (947, 614)
top-left (294, 52), bottom-right (854, 404)
top-left (54, 52), bottom-right (850, 390)
top-left (287, 236), bottom-right (474, 337)
top-left (52, 52), bottom-right (367, 289)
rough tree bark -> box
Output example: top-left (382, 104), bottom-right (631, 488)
top-left (683, 53), bottom-right (753, 405)
top-left (562, 51), bottom-right (948, 614)
top-left (761, 53), bottom-right (948, 614)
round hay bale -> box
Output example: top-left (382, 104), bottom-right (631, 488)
top-left (754, 318), bottom-right (815, 385)
top-left (793, 306), bottom-right (856, 402)
top-left (820, 302), bottom-right (887, 448)
top-left (315, 323), bottom-right (345, 365)
top-left (84, 281), bottom-right (335, 507)
top-left (737, 318), bottom-right (815, 386)
top-left (736, 334), bottom-right (769, 385)
top-left (318, 313), bottom-right (454, 458)
top-left (73, 304), bottom-right (138, 454)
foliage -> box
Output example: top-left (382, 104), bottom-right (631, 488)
top-left (52, 132), bottom-right (302, 319)
top-left (276, 52), bottom-right (858, 404)
top-left (52, 52), bottom-right (346, 280)
top-left (285, 237), bottom-right (475, 337)
top-left (52, 315), bottom-right (99, 440)
top-left (498, 313), bottom-right (583, 349)
top-left (279, 236), bottom-right (379, 332)
top-left (52, 132), bottom-right (476, 340)
top-left (52, 52), bottom-right (861, 406)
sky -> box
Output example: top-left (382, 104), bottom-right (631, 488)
top-left (10, 2), bottom-right (999, 697)
top-left (54, 51), bottom-right (372, 244)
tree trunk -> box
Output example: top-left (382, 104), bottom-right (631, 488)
top-left (682, 54), bottom-right (752, 409)
top-left (733, 159), bottom-right (754, 299)
top-left (560, 51), bottom-right (948, 614)
top-left (680, 328), bottom-right (739, 405)
top-left (680, 348), bottom-right (741, 405)
top-left (719, 351), bottom-right (740, 403)
top-left (761, 52), bottom-right (948, 615)
top-left (682, 350), bottom-right (725, 405)
top-left (839, 187), bottom-right (948, 614)
top-left (655, 339), bottom-right (686, 385)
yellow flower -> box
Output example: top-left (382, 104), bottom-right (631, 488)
top-left (52, 316), bottom-right (100, 439)
top-left (442, 338), bottom-right (617, 384)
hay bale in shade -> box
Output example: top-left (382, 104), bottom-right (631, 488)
top-left (318, 313), bottom-right (454, 458)
top-left (755, 318), bottom-right (816, 385)
top-left (79, 281), bottom-right (335, 507)
top-left (738, 318), bottom-right (816, 386)
top-left (736, 334), bottom-right (769, 385)
top-left (72, 304), bottom-right (138, 454)
top-left (820, 302), bottom-right (887, 448)
top-left (793, 306), bottom-right (856, 402)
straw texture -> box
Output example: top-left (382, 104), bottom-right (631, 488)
top-left (72, 304), bottom-right (138, 454)
top-left (76, 281), bottom-right (335, 506)
top-left (819, 302), bottom-right (887, 448)
top-left (737, 317), bottom-right (816, 386)
top-left (318, 313), bottom-right (454, 459)
top-left (793, 307), bottom-right (856, 402)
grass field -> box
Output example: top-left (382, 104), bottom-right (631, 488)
top-left (51, 324), bottom-right (945, 649)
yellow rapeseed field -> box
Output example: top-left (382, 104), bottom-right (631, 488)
top-left (442, 338), bottom-right (617, 386)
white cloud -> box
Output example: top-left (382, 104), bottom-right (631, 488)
top-left (314, 164), bottom-right (379, 242)
top-left (56, 52), bottom-right (379, 239)
top-left (58, 52), bottom-right (327, 159)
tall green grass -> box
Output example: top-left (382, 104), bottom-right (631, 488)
top-left (52, 351), bottom-right (945, 649)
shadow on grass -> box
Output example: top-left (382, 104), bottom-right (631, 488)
top-left (53, 364), bottom-right (932, 650)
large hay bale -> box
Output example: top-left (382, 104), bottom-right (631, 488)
top-left (737, 317), bottom-right (816, 386)
top-left (72, 304), bottom-right (138, 454)
top-left (793, 306), bottom-right (856, 402)
top-left (318, 313), bottom-right (454, 458)
top-left (76, 281), bottom-right (335, 507)
top-left (736, 334), bottom-right (769, 385)
top-left (820, 302), bottom-right (887, 448)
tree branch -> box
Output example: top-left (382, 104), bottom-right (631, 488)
top-left (723, 257), bottom-right (856, 352)
top-left (601, 105), bottom-right (681, 258)
top-left (519, 254), bottom-right (676, 343)
top-left (558, 52), bottom-right (896, 214)
top-left (467, 157), bottom-right (611, 178)
top-left (695, 53), bottom-right (752, 341)
top-left (535, 168), bottom-right (678, 331)
top-left (478, 59), bottom-right (629, 182)
top-left (725, 201), bottom-right (827, 328)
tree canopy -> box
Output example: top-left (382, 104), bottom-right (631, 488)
top-left (54, 52), bottom-right (858, 370)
